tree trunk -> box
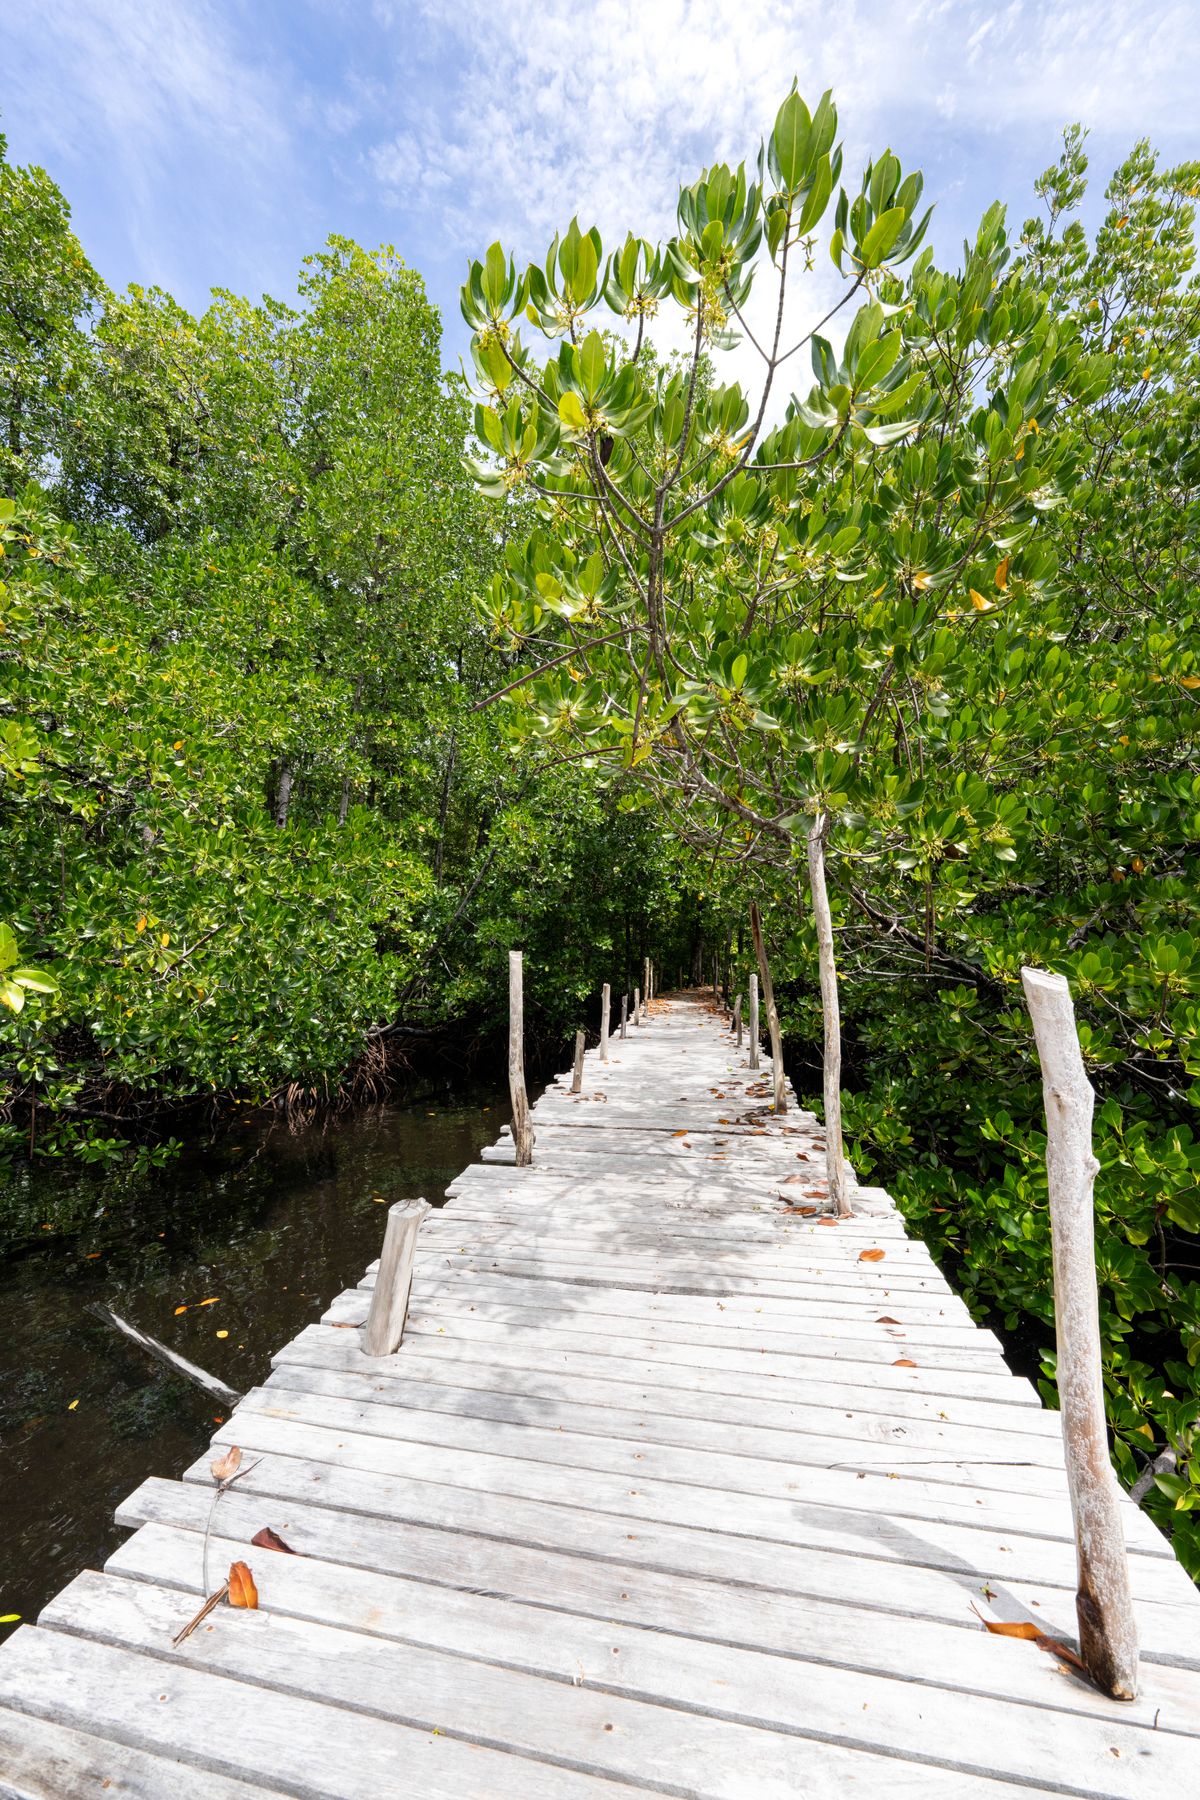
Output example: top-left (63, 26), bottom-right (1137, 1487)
top-left (433, 732), bottom-right (458, 885)
top-left (274, 758), bottom-right (294, 829)
top-left (338, 776), bottom-right (351, 825)
top-left (748, 902), bottom-right (786, 1115)
top-left (1022, 966), bottom-right (1139, 1700)
top-left (807, 814), bottom-right (849, 1215)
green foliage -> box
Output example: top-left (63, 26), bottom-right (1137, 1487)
top-left (460, 99), bottom-right (1200, 1574)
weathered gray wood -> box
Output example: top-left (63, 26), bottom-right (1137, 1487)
top-left (749, 901), bottom-right (786, 1115)
top-left (508, 948), bottom-right (534, 1165)
top-left (1024, 964), bottom-right (1140, 1700)
top-left (44, 1572), bottom-right (1120, 1800)
top-left (88, 1305), bottom-right (240, 1406)
top-left (733, 993), bottom-right (742, 1047)
top-left (0, 1703), bottom-right (288, 1799)
top-left (632, 983), bottom-right (641, 1025)
top-left (9, 990), bottom-right (1200, 1793)
top-left (0, 1628), bottom-right (637, 1800)
top-left (808, 812), bottom-right (850, 1216)
top-left (599, 981), bottom-right (610, 1063)
top-left (570, 1028), bottom-right (585, 1093)
top-left (619, 992), bottom-right (627, 1039)
top-left (748, 971), bottom-right (760, 1068)
top-left (361, 1198), bottom-right (430, 1356)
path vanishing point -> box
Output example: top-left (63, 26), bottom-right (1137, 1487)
top-left (1, 992), bottom-right (1199, 1796)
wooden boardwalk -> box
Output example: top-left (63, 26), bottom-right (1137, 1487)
top-left (2, 993), bottom-right (1199, 1797)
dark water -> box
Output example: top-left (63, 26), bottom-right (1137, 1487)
top-left (0, 1083), bottom-right (509, 1642)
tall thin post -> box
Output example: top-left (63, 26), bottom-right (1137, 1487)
top-left (571, 1029), bottom-right (585, 1094)
top-left (633, 985), bottom-right (641, 1026)
top-left (734, 995), bottom-right (743, 1049)
top-left (619, 993), bottom-right (628, 1039)
top-left (748, 973), bottom-right (760, 1070)
top-left (1022, 967), bottom-right (1138, 1701)
top-left (643, 957), bottom-right (650, 1013)
top-left (600, 982), bottom-right (611, 1064)
top-left (807, 815), bottom-right (849, 1215)
top-left (749, 902), bottom-right (786, 1115)
top-left (508, 950), bottom-right (534, 1166)
top-left (362, 1199), bottom-right (431, 1356)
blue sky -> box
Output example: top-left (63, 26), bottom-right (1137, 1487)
top-left (5, 0), bottom-right (1198, 379)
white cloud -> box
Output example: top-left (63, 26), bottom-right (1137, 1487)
top-left (358, 0), bottom-right (1196, 401)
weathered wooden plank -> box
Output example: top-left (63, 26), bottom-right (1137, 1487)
top-left (405, 1250), bottom-right (976, 1316)
top-left (258, 1363), bottom-right (1070, 1479)
top-left (63, 1554), bottom-right (1200, 1798)
top-left (0, 1627), bottom-right (647, 1800)
top-left (333, 1275), bottom-right (1004, 1356)
top-left (119, 1477), bottom-right (1198, 1656)
top-left (275, 1320), bottom-right (1057, 1430)
top-left (270, 1330), bottom-right (1065, 1446)
top-left (326, 1292), bottom-right (1019, 1383)
top-left (0, 1703), bottom-right (288, 1799)
top-left (187, 1410), bottom-right (1159, 1561)
top-left (50, 1567), bottom-right (1188, 1800)
top-left (354, 1306), bottom-right (1055, 1407)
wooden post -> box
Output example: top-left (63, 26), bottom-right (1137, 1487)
top-left (508, 950), bottom-right (534, 1166)
top-left (633, 985), bottom-right (641, 1025)
top-left (643, 957), bottom-right (650, 1014)
top-left (619, 993), bottom-right (628, 1039)
top-left (734, 995), bottom-right (743, 1048)
top-left (570, 1029), bottom-right (585, 1094)
top-left (807, 814), bottom-right (849, 1216)
top-left (600, 982), bottom-right (611, 1064)
top-left (749, 902), bottom-right (786, 1115)
top-left (362, 1199), bottom-right (431, 1356)
top-left (1022, 966), bottom-right (1139, 1700)
top-left (748, 973), bottom-right (760, 1070)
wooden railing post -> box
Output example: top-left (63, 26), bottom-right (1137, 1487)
top-left (749, 902), bottom-right (786, 1115)
top-left (571, 1028), bottom-right (585, 1094)
top-left (633, 984), bottom-right (641, 1026)
top-left (748, 973), bottom-right (760, 1070)
top-left (362, 1198), bottom-right (431, 1356)
top-left (807, 815), bottom-right (849, 1216)
top-left (733, 994), bottom-right (743, 1048)
top-left (1022, 967), bottom-right (1138, 1700)
top-left (619, 993), bottom-right (628, 1039)
top-left (508, 949), bottom-right (534, 1166)
top-left (600, 982), bottom-right (611, 1064)
top-left (643, 957), bottom-right (650, 1013)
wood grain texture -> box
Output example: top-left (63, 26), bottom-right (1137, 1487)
top-left (4, 993), bottom-right (1198, 1797)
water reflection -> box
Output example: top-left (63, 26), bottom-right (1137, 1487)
top-left (0, 1082), bottom-right (509, 1639)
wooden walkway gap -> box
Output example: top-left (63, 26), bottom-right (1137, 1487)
top-left (2, 992), bottom-right (1199, 1798)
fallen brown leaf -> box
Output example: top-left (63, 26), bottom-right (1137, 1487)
top-left (970, 1604), bottom-right (1089, 1677)
top-left (859, 1248), bottom-right (886, 1262)
top-left (210, 1445), bottom-right (242, 1483)
top-left (228, 1561), bottom-right (258, 1609)
top-left (876, 1316), bottom-right (902, 1325)
top-left (893, 1358), bottom-right (918, 1367)
top-left (251, 1526), bottom-right (298, 1555)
